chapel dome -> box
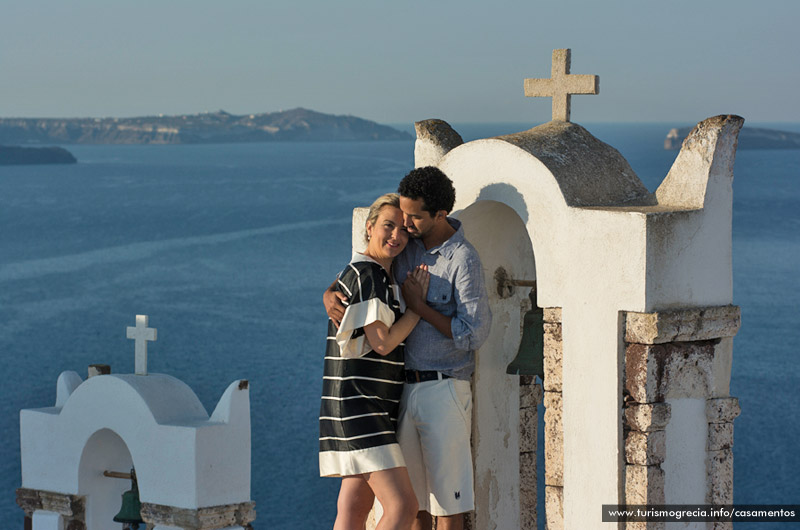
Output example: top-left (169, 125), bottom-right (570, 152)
top-left (60, 373), bottom-right (209, 425)
top-left (495, 121), bottom-right (655, 208)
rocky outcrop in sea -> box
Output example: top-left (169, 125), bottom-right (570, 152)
top-left (0, 145), bottom-right (77, 165)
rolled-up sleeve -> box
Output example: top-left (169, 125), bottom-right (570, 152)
top-left (450, 250), bottom-right (492, 351)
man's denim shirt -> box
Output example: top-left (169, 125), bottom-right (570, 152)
top-left (394, 219), bottom-right (492, 380)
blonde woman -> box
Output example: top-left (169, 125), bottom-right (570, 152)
top-left (320, 193), bottom-right (428, 530)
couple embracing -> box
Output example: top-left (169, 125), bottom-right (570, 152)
top-left (319, 166), bottom-right (492, 530)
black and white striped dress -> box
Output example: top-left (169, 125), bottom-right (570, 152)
top-left (319, 253), bottom-right (406, 477)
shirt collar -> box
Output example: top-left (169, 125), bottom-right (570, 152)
top-left (351, 252), bottom-right (398, 280)
top-left (351, 252), bottom-right (380, 266)
top-left (410, 218), bottom-right (463, 259)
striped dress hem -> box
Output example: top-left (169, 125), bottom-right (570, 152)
top-left (320, 443), bottom-right (406, 478)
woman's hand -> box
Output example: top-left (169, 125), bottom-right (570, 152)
top-left (402, 264), bottom-right (429, 313)
top-left (411, 264), bottom-right (429, 299)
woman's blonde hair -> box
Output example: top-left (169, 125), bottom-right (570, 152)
top-left (364, 193), bottom-right (400, 243)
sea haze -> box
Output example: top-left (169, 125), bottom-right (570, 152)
top-left (1, 123), bottom-right (798, 529)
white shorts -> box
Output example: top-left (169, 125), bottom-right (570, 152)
top-left (397, 378), bottom-right (474, 516)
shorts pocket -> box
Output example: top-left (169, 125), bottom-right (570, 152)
top-left (448, 379), bottom-right (472, 425)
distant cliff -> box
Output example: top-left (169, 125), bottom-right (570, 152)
top-left (0, 108), bottom-right (412, 145)
top-left (0, 145), bottom-right (77, 165)
top-left (665, 125), bottom-right (800, 150)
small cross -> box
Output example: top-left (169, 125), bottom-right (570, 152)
top-left (524, 49), bottom-right (599, 122)
top-left (126, 314), bottom-right (157, 375)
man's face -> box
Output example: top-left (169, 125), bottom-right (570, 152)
top-left (399, 196), bottom-right (436, 239)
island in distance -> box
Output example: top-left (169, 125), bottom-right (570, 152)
top-left (665, 124), bottom-right (800, 150)
top-left (0, 108), bottom-right (412, 145)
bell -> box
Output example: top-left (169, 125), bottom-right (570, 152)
top-left (113, 469), bottom-right (144, 529)
top-left (506, 291), bottom-right (545, 378)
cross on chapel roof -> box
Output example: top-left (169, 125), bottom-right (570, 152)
top-left (126, 314), bottom-right (157, 375)
top-left (524, 48), bottom-right (599, 123)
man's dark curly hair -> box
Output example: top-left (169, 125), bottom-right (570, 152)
top-left (397, 166), bottom-right (456, 215)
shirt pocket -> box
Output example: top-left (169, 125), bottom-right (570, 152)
top-left (427, 274), bottom-right (453, 309)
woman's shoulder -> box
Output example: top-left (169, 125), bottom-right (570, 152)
top-left (339, 256), bottom-right (386, 280)
top-left (337, 258), bottom-right (390, 296)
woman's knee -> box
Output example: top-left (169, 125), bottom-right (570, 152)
top-left (383, 493), bottom-right (418, 526)
top-left (339, 497), bottom-right (374, 518)
top-left (364, 468), bottom-right (418, 527)
top-left (337, 478), bottom-right (374, 519)
top-left (337, 496), bottom-right (373, 520)
top-left (403, 495), bottom-right (420, 524)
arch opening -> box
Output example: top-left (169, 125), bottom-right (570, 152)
top-left (78, 428), bottom-right (134, 530)
top-left (457, 199), bottom-right (545, 529)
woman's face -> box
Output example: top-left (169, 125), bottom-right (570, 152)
top-left (366, 205), bottom-right (409, 262)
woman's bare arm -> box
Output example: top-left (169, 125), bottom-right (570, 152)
top-left (364, 265), bottom-right (429, 356)
top-left (363, 311), bottom-right (420, 356)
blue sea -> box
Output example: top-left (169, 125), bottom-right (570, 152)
top-left (1, 122), bottom-right (798, 529)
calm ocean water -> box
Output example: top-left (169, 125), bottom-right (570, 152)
top-left (1, 122), bottom-right (798, 529)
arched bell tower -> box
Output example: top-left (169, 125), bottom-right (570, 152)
top-left (368, 49), bottom-right (743, 530)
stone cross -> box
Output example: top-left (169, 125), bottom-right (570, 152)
top-left (127, 314), bottom-right (157, 375)
top-left (524, 48), bottom-right (599, 122)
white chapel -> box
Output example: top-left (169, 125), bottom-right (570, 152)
top-left (17, 315), bottom-right (256, 530)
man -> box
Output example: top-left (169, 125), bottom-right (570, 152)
top-left (325, 166), bottom-right (491, 530)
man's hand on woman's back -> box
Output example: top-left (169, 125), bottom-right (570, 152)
top-left (323, 280), bottom-right (348, 327)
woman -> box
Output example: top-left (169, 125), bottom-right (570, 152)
top-left (319, 193), bottom-right (427, 530)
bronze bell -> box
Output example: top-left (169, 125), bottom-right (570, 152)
top-left (506, 291), bottom-right (544, 378)
top-left (113, 469), bottom-right (144, 529)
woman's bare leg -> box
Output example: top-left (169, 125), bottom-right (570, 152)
top-left (334, 476), bottom-right (375, 530)
top-left (364, 467), bottom-right (419, 530)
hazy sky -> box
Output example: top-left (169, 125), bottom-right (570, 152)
top-left (1, 0), bottom-right (798, 124)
